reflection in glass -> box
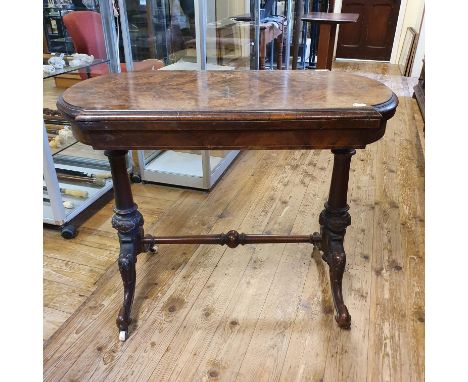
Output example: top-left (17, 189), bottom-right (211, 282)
top-left (119, 1), bottom-right (263, 188)
top-left (205, 0), bottom-right (254, 70)
top-left (121, 0), bottom-right (197, 66)
top-left (120, 0), bottom-right (261, 70)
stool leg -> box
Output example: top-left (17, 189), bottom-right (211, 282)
top-left (276, 32), bottom-right (283, 70)
top-left (105, 150), bottom-right (144, 341)
top-left (319, 148), bottom-right (355, 329)
top-left (316, 24), bottom-right (336, 70)
top-left (260, 32), bottom-right (266, 70)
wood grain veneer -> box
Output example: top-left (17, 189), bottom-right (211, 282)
top-left (57, 71), bottom-right (397, 150)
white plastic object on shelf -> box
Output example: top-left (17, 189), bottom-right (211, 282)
top-left (68, 59), bottom-right (81, 67)
top-left (63, 201), bottom-right (74, 209)
top-left (48, 53), bottom-right (66, 69)
top-left (69, 53), bottom-right (95, 66)
top-left (43, 64), bottom-right (56, 74)
top-left (58, 126), bottom-right (74, 145)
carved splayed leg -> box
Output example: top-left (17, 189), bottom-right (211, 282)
top-left (319, 204), bottom-right (352, 329)
top-left (112, 206), bottom-right (144, 341)
top-left (105, 150), bottom-right (148, 341)
top-left (318, 148), bottom-right (355, 329)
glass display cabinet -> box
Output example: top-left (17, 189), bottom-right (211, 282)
top-left (43, 0), bottom-right (126, 238)
top-left (43, 0), bottom-right (296, 212)
top-left (43, 1), bottom-right (101, 54)
top-left (116, 0), bottom-right (292, 189)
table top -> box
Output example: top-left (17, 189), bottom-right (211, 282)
top-left (301, 12), bottom-right (359, 24)
top-left (60, 71), bottom-right (393, 117)
top-left (58, 70), bottom-right (397, 150)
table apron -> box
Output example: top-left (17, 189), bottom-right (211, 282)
top-left (70, 123), bottom-right (387, 150)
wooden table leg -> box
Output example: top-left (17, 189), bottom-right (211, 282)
top-left (105, 150), bottom-right (146, 341)
top-left (319, 148), bottom-right (355, 329)
top-left (316, 23), bottom-right (337, 70)
top-left (276, 32), bottom-right (283, 70)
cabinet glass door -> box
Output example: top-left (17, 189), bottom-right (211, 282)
top-left (43, 0), bottom-right (123, 235)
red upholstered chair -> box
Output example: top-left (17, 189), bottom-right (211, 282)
top-left (63, 11), bottom-right (164, 78)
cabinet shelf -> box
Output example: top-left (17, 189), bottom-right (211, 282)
top-left (43, 58), bottom-right (110, 79)
top-left (43, 176), bottom-right (113, 224)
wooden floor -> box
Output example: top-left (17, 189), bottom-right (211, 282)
top-left (43, 62), bottom-right (425, 381)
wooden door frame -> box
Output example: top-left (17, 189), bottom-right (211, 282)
top-left (332, 0), bottom-right (408, 64)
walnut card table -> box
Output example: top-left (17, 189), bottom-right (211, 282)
top-left (57, 70), bottom-right (398, 341)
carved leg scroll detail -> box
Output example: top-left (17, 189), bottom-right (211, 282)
top-left (319, 205), bottom-right (352, 329)
top-left (112, 207), bottom-right (144, 339)
top-left (116, 252), bottom-right (136, 332)
top-left (319, 148), bottom-right (355, 329)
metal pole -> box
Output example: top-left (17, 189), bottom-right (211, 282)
top-left (301, 0), bottom-right (310, 68)
top-left (201, 150), bottom-right (212, 189)
top-left (194, 0), bottom-right (207, 70)
top-left (195, 0), bottom-right (209, 185)
top-left (255, 0), bottom-right (260, 69)
top-left (43, 124), bottom-right (66, 224)
top-left (149, 0), bottom-right (168, 61)
top-left (145, 0), bottom-right (157, 58)
top-left (292, 0), bottom-right (303, 70)
top-left (99, 0), bottom-right (121, 73)
top-left (250, 0), bottom-right (260, 70)
top-left (284, 0), bottom-right (293, 69)
top-left (270, 42), bottom-right (274, 69)
top-left (117, 0), bottom-right (134, 71)
top-left (309, 0), bottom-right (319, 68)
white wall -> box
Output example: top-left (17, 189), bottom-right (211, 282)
top-left (390, 0), bottom-right (408, 63)
top-left (332, 0), bottom-right (343, 59)
top-left (410, 9), bottom-right (424, 77)
top-left (395, 0), bottom-right (425, 64)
